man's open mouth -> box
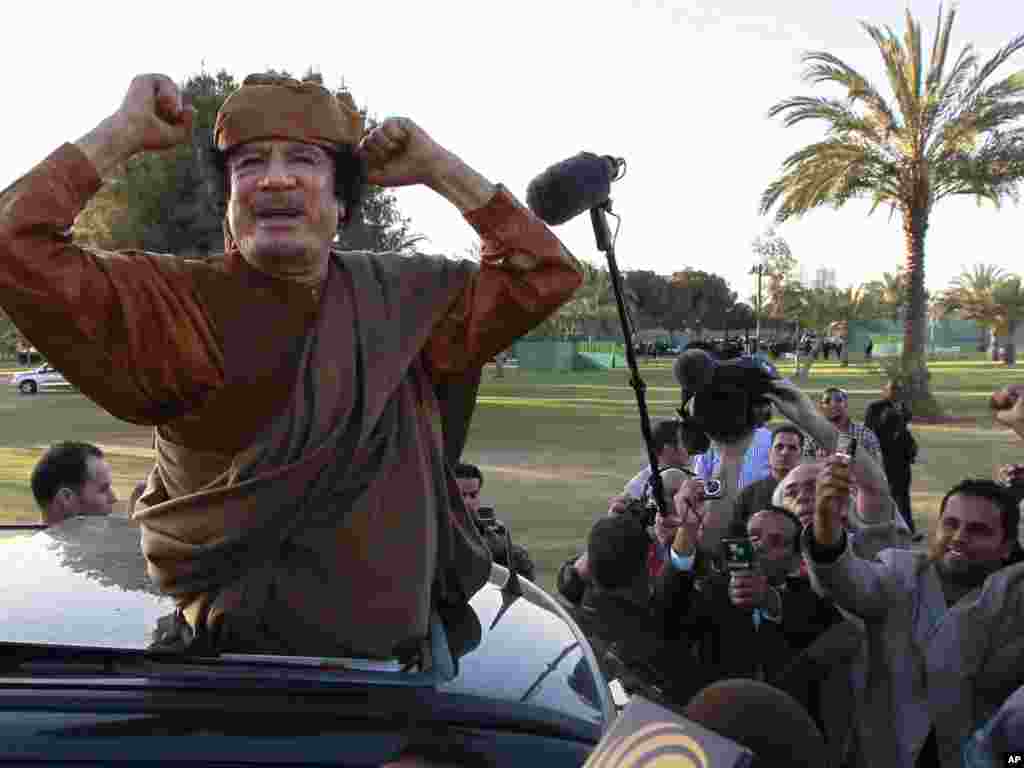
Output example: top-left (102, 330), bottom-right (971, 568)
top-left (257, 208), bottom-right (302, 219)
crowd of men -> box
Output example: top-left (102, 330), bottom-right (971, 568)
top-left (555, 378), bottom-right (1024, 768)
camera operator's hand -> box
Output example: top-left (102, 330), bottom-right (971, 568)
top-left (669, 478), bottom-right (705, 557)
top-left (992, 384), bottom-right (1024, 438)
top-left (814, 456), bottom-right (851, 548)
top-left (764, 379), bottom-right (829, 438)
top-left (729, 570), bottom-right (773, 612)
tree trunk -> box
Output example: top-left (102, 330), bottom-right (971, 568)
top-left (1007, 321), bottom-right (1017, 368)
top-left (900, 204), bottom-right (940, 415)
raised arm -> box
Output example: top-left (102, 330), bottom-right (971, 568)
top-left (801, 457), bottom-right (890, 621)
top-left (0, 75), bottom-right (222, 425)
top-left (767, 380), bottom-right (893, 525)
top-left (993, 384), bottom-right (1024, 441)
top-left (357, 117), bottom-right (583, 375)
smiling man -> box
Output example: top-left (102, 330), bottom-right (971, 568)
top-left (804, 473), bottom-right (1024, 767)
top-left (0, 73), bottom-right (582, 658)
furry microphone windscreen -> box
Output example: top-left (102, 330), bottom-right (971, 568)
top-left (673, 349), bottom-right (717, 395)
top-left (683, 679), bottom-right (827, 768)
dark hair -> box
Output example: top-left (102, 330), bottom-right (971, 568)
top-left (751, 504), bottom-right (803, 553)
top-left (651, 419), bottom-right (683, 454)
top-left (454, 462), bottom-right (483, 487)
top-left (30, 442), bottom-right (104, 510)
top-left (771, 423), bottom-right (806, 449)
top-left (939, 479), bottom-right (1021, 543)
top-left (588, 516), bottom-right (651, 591)
top-left (820, 387), bottom-right (848, 402)
top-left (204, 140), bottom-right (367, 231)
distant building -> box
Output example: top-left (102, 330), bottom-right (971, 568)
top-left (812, 267), bottom-right (837, 291)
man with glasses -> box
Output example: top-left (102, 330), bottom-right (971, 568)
top-left (803, 387), bottom-right (882, 465)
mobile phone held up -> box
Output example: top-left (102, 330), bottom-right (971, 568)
top-left (836, 432), bottom-right (858, 461)
top-left (721, 537), bottom-right (756, 572)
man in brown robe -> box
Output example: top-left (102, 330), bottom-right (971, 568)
top-left (0, 73), bottom-right (582, 659)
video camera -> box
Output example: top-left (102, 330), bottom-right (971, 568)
top-left (475, 507), bottom-right (506, 538)
top-left (623, 477), bottom-right (723, 528)
top-left (673, 348), bottom-right (780, 443)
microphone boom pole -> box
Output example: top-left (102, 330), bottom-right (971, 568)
top-left (589, 202), bottom-right (668, 519)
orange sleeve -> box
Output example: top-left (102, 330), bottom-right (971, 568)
top-left (426, 186), bottom-right (582, 375)
top-left (0, 144), bottom-right (224, 425)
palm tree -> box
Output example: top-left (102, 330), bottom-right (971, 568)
top-left (864, 271), bottom-right (907, 323)
top-left (992, 276), bottom-right (1024, 366)
top-left (760, 6), bottom-right (1024, 412)
top-left (939, 264), bottom-right (1007, 359)
top-left (831, 286), bottom-right (879, 366)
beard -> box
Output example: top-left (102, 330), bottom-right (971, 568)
top-left (933, 555), bottom-right (999, 590)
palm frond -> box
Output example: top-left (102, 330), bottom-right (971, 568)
top-left (799, 52), bottom-right (899, 132)
top-left (925, 3), bottom-right (956, 94)
top-left (860, 21), bottom-right (920, 146)
top-left (962, 31), bottom-right (1024, 103)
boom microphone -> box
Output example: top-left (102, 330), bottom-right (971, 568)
top-left (673, 348), bottom-right (718, 395)
top-left (526, 152), bottom-right (624, 225)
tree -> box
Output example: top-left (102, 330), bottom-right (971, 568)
top-left (751, 228), bottom-right (799, 336)
top-left (864, 271), bottom-right (908, 323)
top-left (75, 67), bottom-right (422, 257)
top-left (669, 269), bottom-right (735, 339)
top-left (830, 285), bottom-right (879, 366)
top-left (941, 266), bottom-right (1024, 365)
top-left (760, 6), bottom-right (1024, 414)
top-left (939, 263), bottom-right (1006, 359)
top-left (723, 302), bottom-right (756, 339)
top-left (991, 276), bottom-right (1024, 366)
top-left (623, 270), bottom-right (674, 330)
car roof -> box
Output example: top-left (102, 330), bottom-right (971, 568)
top-left (0, 517), bottom-right (611, 737)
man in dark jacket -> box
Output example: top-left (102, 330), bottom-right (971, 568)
top-left (732, 424), bottom-right (805, 528)
top-left (567, 515), bottom-right (712, 706)
top-left (864, 380), bottom-right (919, 534)
top-left (656, 492), bottom-right (841, 689)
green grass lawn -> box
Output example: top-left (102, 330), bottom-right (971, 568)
top-left (1, 359), bottom-right (1021, 593)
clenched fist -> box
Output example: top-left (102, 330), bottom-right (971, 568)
top-left (991, 384), bottom-right (1024, 436)
top-left (114, 74), bottom-right (194, 154)
top-left (358, 117), bottom-right (450, 188)
top-left (76, 74), bottom-right (194, 179)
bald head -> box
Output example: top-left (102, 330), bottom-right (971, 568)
top-left (774, 463), bottom-right (822, 528)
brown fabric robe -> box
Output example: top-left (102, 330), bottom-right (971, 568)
top-left (0, 144), bottom-right (583, 659)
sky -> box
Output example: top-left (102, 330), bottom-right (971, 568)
top-left (5, 0), bottom-right (1023, 304)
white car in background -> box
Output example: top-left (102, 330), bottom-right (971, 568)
top-left (9, 364), bottom-right (75, 395)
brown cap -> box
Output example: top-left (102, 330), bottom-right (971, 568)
top-left (214, 73), bottom-right (364, 151)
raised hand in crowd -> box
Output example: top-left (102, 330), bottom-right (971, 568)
top-left (992, 383), bottom-right (1024, 439)
top-left (670, 477), bottom-right (706, 558)
top-left (813, 456), bottom-right (853, 549)
top-left (767, 379), bottom-right (893, 527)
top-left (698, 430), bottom-right (756, 553)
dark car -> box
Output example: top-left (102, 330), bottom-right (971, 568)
top-left (0, 517), bottom-right (613, 765)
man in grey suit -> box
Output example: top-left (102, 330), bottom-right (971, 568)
top-left (803, 466), bottom-right (1023, 768)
